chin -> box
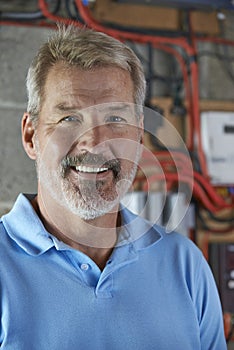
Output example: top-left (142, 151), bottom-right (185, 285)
top-left (62, 191), bottom-right (121, 220)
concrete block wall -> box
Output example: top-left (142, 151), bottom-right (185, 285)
top-left (0, 26), bottom-right (53, 214)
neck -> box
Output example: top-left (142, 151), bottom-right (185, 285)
top-left (31, 194), bottom-right (120, 270)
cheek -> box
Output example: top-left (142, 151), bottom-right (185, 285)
top-left (112, 125), bottom-right (142, 158)
top-left (36, 128), bottom-right (75, 168)
top-left (108, 135), bottom-right (142, 166)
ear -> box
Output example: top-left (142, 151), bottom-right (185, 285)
top-left (139, 113), bottom-right (144, 144)
top-left (21, 113), bottom-right (37, 160)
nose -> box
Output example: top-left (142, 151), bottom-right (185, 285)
top-left (77, 125), bottom-right (110, 154)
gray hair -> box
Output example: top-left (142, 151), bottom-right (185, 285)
top-left (26, 25), bottom-right (146, 124)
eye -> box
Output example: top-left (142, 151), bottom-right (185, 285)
top-left (106, 115), bottom-right (127, 124)
top-left (60, 115), bottom-right (81, 124)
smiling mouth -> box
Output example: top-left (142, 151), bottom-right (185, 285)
top-left (74, 165), bottom-right (109, 174)
top-left (61, 154), bottom-right (121, 178)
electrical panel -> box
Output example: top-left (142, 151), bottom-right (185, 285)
top-left (201, 111), bottom-right (234, 186)
top-left (209, 243), bottom-right (234, 313)
top-left (115, 0), bottom-right (234, 10)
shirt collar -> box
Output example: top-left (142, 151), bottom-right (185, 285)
top-left (2, 194), bottom-right (162, 256)
top-left (118, 204), bottom-right (163, 250)
top-left (2, 194), bottom-right (54, 256)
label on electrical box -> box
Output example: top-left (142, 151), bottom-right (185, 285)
top-left (201, 111), bottom-right (234, 185)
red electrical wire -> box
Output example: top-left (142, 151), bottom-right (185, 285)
top-left (74, 0), bottom-right (194, 54)
top-left (144, 171), bottom-right (232, 213)
top-left (188, 14), bottom-right (210, 180)
top-left (142, 149), bottom-right (192, 169)
top-left (193, 171), bottom-right (233, 209)
top-left (158, 159), bottom-right (232, 209)
top-left (197, 36), bottom-right (234, 47)
top-left (141, 149), bottom-right (233, 210)
top-left (139, 150), bottom-right (234, 212)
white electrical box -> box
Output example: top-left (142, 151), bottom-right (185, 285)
top-left (201, 111), bottom-right (234, 185)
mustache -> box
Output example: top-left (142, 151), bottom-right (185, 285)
top-left (61, 152), bottom-right (121, 177)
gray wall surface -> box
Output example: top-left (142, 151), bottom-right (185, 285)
top-left (0, 26), bottom-right (53, 213)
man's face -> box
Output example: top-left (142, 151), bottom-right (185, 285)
top-left (33, 63), bottom-right (143, 220)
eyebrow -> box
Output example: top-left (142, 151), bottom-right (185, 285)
top-left (54, 102), bottom-right (133, 113)
top-left (54, 103), bottom-right (81, 113)
top-left (99, 103), bottom-right (133, 113)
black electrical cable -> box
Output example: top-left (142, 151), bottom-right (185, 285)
top-left (0, 0), bottom-right (61, 21)
top-left (50, 0), bottom-right (62, 15)
top-left (197, 210), bottom-right (234, 234)
top-left (0, 10), bottom-right (43, 20)
top-left (202, 207), bottom-right (234, 224)
top-left (191, 151), bottom-right (202, 174)
top-left (127, 42), bottom-right (149, 65)
top-left (65, 0), bottom-right (76, 19)
top-left (130, 40), bottom-right (187, 115)
top-left (129, 43), bottom-right (185, 85)
top-left (65, 0), bottom-right (85, 23)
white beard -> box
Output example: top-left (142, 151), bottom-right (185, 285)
top-left (34, 137), bottom-right (140, 220)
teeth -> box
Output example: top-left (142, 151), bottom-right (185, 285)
top-left (75, 165), bottom-right (109, 173)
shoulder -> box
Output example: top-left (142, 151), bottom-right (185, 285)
top-left (134, 221), bottom-right (209, 289)
top-left (138, 218), bottom-right (203, 262)
top-left (157, 227), bottom-right (202, 258)
top-left (153, 225), bottom-right (205, 273)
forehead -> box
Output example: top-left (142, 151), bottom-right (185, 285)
top-left (42, 62), bottom-right (134, 109)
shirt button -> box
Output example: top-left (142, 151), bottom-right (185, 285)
top-left (80, 263), bottom-right (89, 271)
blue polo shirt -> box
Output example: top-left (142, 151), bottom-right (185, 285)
top-left (0, 194), bottom-right (226, 349)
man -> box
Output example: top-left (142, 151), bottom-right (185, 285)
top-left (0, 25), bottom-right (226, 349)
